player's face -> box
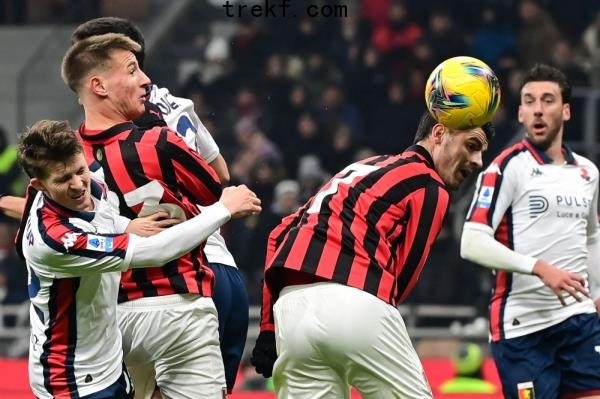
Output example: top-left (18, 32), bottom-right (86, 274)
top-left (518, 81), bottom-right (570, 151)
top-left (103, 49), bottom-right (150, 120)
top-left (32, 153), bottom-right (93, 212)
top-left (437, 127), bottom-right (488, 190)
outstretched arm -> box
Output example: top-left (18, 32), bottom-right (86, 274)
top-left (0, 195), bottom-right (26, 220)
top-left (462, 222), bottom-right (590, 305)
top-left (130, 185), bottom-right (260, 268)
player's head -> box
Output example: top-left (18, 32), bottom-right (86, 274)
top-left (414, 112), bottom-right (492, 190)
top-left (17, 120), bottom-right (92, 212)
top-left (72, 17), bottom-right (146, 68)
top-left (518, 64), bottom-right (571, 151)
top-left (61, 33), bottom-right (150, 120)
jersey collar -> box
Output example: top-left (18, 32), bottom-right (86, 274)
top-left (405, 144), bottom-right (435, 169)
top-left (522, 138), bottom-right (577, 165)
top-left (40, 179), bottom-right (105, 223)
top-left (42, 194), bottom-right (95, 223)
top-left (79, 121), bottom-right (137, 142)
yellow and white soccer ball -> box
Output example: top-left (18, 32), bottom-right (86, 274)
top-left (425, 56), bottom-right (501, 130)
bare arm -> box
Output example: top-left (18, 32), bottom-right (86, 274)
top-left (209, 154), bottom-right (230, 185)
top-left (0, 195), bottom-right (26, 220)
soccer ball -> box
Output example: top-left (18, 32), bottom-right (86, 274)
top-left (425, 56), bottom-right (501, 130)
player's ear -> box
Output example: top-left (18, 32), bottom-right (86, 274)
top-left (562, 103), bottom-right (571, 122)
top-left (89, 75), bottom-right (108, 97)
top-left (30, 178), bottom-right (46, 193)
top-left (517, 105), bottom-right (524, 123)
top-left (432, 123), bottom-right (446, 144)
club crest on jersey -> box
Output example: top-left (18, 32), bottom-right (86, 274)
top-left (86, 235), bottom-right (113, 252)
top-left (581, 167), bottom-right (591, 182)
top-left (476, 186), bottom-right (494, 208)
top-left (62, 232), bottom-right (81, 251)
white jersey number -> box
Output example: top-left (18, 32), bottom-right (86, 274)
top-left (307, 163), bottom-right (380, 214)
top-left (123, 180), bottom-right (187, 220)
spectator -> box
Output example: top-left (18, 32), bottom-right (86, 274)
top-left (517, 0), bottom-right (561, 67)
top-left (425, 7), bottom-right (465, 64)
top-left (316, 82), bottom-right (364, 142)
top-left (371, 0), bottom-right (422, 57)
top-left (471, 6), bottom-right (516, 70)
top-left (581, 10), bottom-right (600, 87)
top-left (244, 180), bottom-right (300, 302)
top-left (550, 38), bottom-right (589, 87)
top-left (297, 154), bottom-right (330, 203)
top-left (324, 123), bottom-right (358, 174)
top-left (281, 110), bottom-right (326, 178)
top-left (0, 126), bottom-right (26, 196)
top-left (371, 79), bottom-right (420, 154)
top-left (231, 16), bottom-right (267, 85)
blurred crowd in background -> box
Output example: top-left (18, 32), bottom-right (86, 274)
top-left (1, 0), bottom-right (600, 326)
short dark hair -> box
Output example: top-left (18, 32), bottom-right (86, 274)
top-left (520, 63), bottom-right (571, 104)
top-left (413, 111), bottom-right (495, 144)
top-left (72, 17), bottom-right (146, 67)
top-left (413, 111), bottom-right (438, 143)
top-left (17, 120), bottom-right (83, 179)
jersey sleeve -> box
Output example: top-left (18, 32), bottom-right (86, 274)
top-left (153, 86), bottom-right (220, 163)
top-left (35, 223), bottom-right (134, 277)
top-left (159, 128), bottom-right (222, 205)
top-left (465, 160), bottom-right (519, 231)
top-left (260, 203), bottom-right (310, 332)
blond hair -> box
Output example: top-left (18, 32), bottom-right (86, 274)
top-left (61, 32), bottom-right (141, 93)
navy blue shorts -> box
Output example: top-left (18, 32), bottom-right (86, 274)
top-left (208, 262), bottom-right (249, 391)
top-left (491, 313), bottom-right (600, 399)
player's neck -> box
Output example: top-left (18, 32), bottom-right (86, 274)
top-left (544, 139), bottom-right (566, 164)
top-left (83, 105), bottom-right (131, 131)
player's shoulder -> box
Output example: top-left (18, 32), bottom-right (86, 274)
top-left (148, 84), bottom-right (191, 106)
top-left (31, 208), bottom-right (87, 257)
top-left (147, 84), bottom-right (169, 102)
top-left (573, 152), bottom-right (597, 170)
top-left (490, 140), bottom-right (530, 168)
top-left (573, 152), bottom-right (599, 180)
top-left (478, 141), bottom-right (529, 180)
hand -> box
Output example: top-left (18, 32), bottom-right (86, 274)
top-left (251, 330), bottom-right (277, 378)
top-left (533, 259), bottom-right (591, 306)
top-left (125, 211), bottom-right (182, 237)
top-left (219, 185), bottom-right (262, 219)
top-left (595, 297), bottom-right (600, 314)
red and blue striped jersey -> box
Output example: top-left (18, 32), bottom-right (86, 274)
top-left (465, 139), bottom-right (598, 341)
top-left (22, 180), bottom-right (133, 398)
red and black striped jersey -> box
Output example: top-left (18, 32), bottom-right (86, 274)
top-left (260, 145), bottom-right (451, 331)
top-left (78, 122), bottom-right (222, 302)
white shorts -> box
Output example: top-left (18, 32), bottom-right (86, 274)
top-left (117, 294), bottom-right (226, 399)
top-left (272, 282), bottom-right (433, 399)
